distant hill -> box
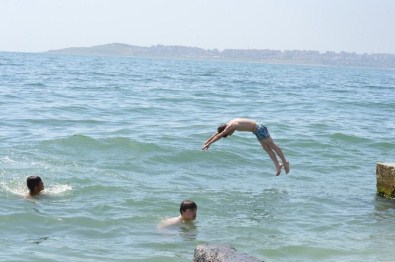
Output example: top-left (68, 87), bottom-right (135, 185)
top-left (46, 43), bottom-right (395, 68)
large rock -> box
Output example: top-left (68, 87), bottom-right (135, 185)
top-left (194, 244), bottom-right (263, 262)
top-left (376, 163), bottom-right (395, 198)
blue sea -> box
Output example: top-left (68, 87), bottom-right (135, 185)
top-left (1, 52), bottom-right (395, 261)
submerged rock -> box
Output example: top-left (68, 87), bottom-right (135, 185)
top-left (194, 244), bottom-right (263, 262)
top-left (376, 163), bottom-right (395, 198)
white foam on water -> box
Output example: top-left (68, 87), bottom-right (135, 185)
top-left (44, 184), bottom-right (73, 195)
top-left (0, 181), bottom-right (72, 198)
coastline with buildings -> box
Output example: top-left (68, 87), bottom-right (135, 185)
top-left (46, 43), bottom-right (395, 68)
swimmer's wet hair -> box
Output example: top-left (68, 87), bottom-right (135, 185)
top-left (27, 176), bottom-right (42, 191)
top-left (179, 200), bottom-right (197, 214)
top-left (217, 124), bottom-right (228, 138)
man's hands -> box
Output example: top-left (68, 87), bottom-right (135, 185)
top-left (202, 143), bottom-right (210, 150)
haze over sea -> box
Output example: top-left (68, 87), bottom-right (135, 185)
top-left (1, 52), bottom-right (395, 261)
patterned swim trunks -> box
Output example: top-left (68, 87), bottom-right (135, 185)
top-left (253, 123), bottom-right (270, 140)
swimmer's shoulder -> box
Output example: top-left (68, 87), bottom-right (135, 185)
top-left (158, 216), bottom-right (182, 228)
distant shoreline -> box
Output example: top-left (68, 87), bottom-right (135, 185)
top-left (44, 43), bottom-right (395, 69)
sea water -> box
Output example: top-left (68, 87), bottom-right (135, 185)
top-left (1, 52), bottom-right (395, 261)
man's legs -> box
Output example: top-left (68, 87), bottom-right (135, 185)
top-left (259, 137), bottom-right (290, 175)
top-left (259, 139), bottom-right (282, 176)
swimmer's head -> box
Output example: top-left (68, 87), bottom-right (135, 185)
top-left (27, 176), bottom-right (44, 196)
top-left (179, 200), bottom-right (197, 220)
top-left (217, 124), bottom-right (228, 138)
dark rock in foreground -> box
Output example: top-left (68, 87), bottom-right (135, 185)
top-left (194, 244), bottom-right (263, 262)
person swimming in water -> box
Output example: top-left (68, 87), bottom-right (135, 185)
top-left (203, 118), bottom-right (290, 176)
top-left (158, 200), bottom-right (197, 228)
top-left (26, 176), bottom-right (44, 196)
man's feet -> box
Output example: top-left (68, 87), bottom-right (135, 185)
top-left (276, 164), bottom-right (283, 176)
top-left (284, 161), bottom-right (290, 174)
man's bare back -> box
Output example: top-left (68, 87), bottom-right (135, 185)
top-left (227, 118), bottom-right (257, 132)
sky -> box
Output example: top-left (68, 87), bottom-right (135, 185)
top-left (1, 0), bottom-right (395, 54)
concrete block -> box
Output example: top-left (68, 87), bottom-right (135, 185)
top-left (376, 163), bottom-right (395, 198)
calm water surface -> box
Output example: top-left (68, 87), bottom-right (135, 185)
top-left (1, 52), bottom-right (395, 261)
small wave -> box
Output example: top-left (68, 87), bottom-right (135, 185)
top-left (289, 139), bottom-right (331, 150)
top-left (42, 135), bottom-right (162, 153)
top-left (331, 132), bottom-right (371, 144)
top-left (370, 141), bottom-right (395, 150)
top-left (25, 82), bottom-right (47, 87)
top-left (102, 137), bottom-right (162, 153)
top-left (199, 71), bottom-right (219, 77)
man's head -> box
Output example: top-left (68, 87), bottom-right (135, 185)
top-left (179, 200), bottom-right (197, 220)
top-left (217, 124), bottom-right (229, 138)
top-left (27, 176), bottom-right (44, 195)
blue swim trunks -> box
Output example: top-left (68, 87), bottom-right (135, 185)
top-left (253, 123), bottom-right (270, 140)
